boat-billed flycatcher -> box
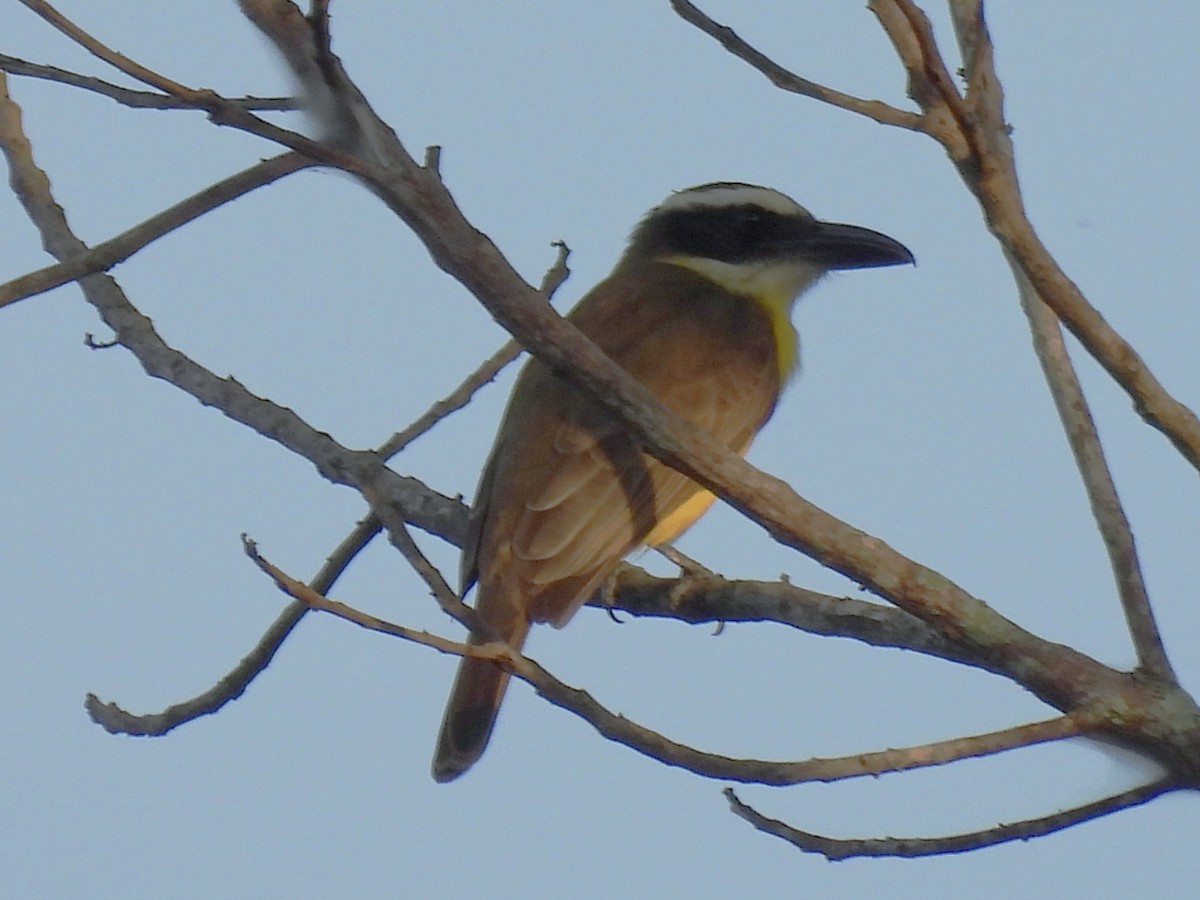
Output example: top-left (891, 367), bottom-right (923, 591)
top-left (433, 182), bottom-right (913, 781)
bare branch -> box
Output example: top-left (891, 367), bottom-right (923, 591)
top-left (1, 75), bottom-right (447, 526)
top-left (91, 482), bottom-right (993, 740)
top-left (86, 601), bottom-right (309, 736)
top-left (1011, 261), bottom-right (1171, 680)
top-left (0, 53), bottom-right (297, 111)
top-left (608, 569), bottom-right (992, 670)
top-left (84, 261), bottom-right (559, 732)
top-left (375, 241), bottom-right (569, 459)
top-left (682, 0), bottom-right (1200, 476)
top-left (869, 0), bottom-right (1200, 473)
top-left (668, 0), bottom-right (921, 130)
top-left (18, 0), bottom-right (198, 97)
top-left (947, 0), bottom-right (988, 96)
top-left (243, 534), bottom-right (481, 656)
top-left (237, 0), bottom-right (408, 156)
top-left (18, 1), bottom-right (377, 178)
top-left (244, 541), bottom-right (1093, 785)
top-left (883, 0), bottom-right (1173, 679)
top-left (375, 338), bottom-right (519, 459)
top-left (0, 152), bottom-right (313, 309)
top-left (130, 234), bottom-right (564, 722)
top-left (724, 778), bottom-right (1176, 859)
top-left (86, 513), bottom-right (383, 736)
top-left (653, 542), bottom-right (714, 578)
top-left (368, 514), bottom-right (476, 630)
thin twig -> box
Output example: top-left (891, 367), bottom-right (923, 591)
top-left (376, 338), bottom-right (520, 459)
top-left (653, 543), bottom-right (714, 577)
top-left (0, 53), bottom-right (298, 111)
top-left (87, 514), bottom-right (383, 735)
top-left (0, 152), bottom-right (313, 309)
top-left (724, 778), bottom-right (1176, 859)
top-left (1011, 261), bottom-right (1171, 680)
top-left (243, 534), bottom-right (485, 656)
top-left (19, 0), bottom-right (196, 97)
top-left (368, 514), bottom-right (477, 629)
top-left (669, 0), bottom-right (921, 130)
top-left (375, 241), bottom-right (569, 458)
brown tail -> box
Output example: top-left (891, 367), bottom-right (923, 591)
top-left (431, 620), bottom-right (531, 782)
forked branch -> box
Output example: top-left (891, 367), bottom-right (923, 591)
top-left (244, 537), bottom-right (1094, 786)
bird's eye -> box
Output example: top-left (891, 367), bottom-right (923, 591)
top-left (737, 208), bottom-right (771, 238)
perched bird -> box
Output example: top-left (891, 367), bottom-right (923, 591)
top-left (433, 182), bottom-right (913, 781)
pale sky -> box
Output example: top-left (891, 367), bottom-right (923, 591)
top-left (3, 3), bottom-right (1198, 898)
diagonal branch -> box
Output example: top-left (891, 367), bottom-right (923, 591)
top-left (668, 0), bottom-right (921, 130)
top-left (609, 569), bottom-right (990, 670)
top-left (9, 5), bottom-right (1199, 784)
top-left (0, 152), bottom-right (314, 309)
top-left (86, 513), bottom-right (381, 736)
top-left (375, 241), bottom-right (567, 459)
top-left (1011, 261), bottom-right (1171, 680)
top-left (18, 0), bottom-right (197, 97)
top-left (887, 0), bottom-right (1173, 681)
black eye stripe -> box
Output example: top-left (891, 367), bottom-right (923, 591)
top-left (633, 204), bottom-right (815, 264)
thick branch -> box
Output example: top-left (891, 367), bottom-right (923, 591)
top-left (608, 569), bottom-right (994, 670)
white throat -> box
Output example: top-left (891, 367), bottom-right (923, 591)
top-left (661, 255), bottom-right (824, 308)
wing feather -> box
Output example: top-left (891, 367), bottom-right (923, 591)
top-left (464, 261), bottom-right (784, 628)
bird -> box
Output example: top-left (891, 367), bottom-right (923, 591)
top-left (432, 182), bottom-right (913, 781)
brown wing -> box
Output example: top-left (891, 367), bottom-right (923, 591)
top-left (435, 260), bottom-right (784, 780)
top-left (465, 260), bottom-right (784, 628)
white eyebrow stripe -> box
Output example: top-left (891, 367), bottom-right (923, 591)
top-left (656, 184), bottom-right (809, 218)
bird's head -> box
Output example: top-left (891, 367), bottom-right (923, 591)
top-left (621, 182), bottom-right (914, 304)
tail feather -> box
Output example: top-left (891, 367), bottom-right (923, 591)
top-left (431, 622), bottom-right (530, 782)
